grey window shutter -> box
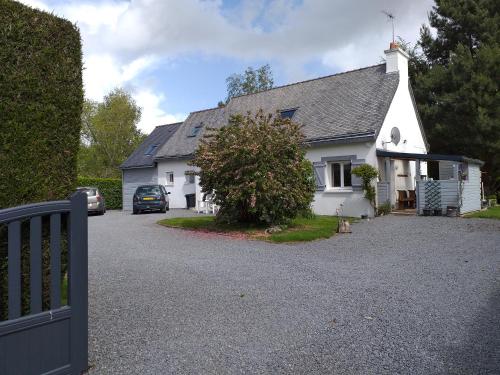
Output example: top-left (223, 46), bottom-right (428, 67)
top-left (313, 161), bottom-right (326, 191)
top-left (351, 159), bottom-right (365, 191)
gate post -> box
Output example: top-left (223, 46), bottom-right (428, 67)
top-left (69, 192), bottom-right (88, 373)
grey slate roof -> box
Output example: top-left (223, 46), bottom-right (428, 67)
top-left (155, 64), bottom-right (399, 160)
top-left (120, 122), bottom-right (181, 169)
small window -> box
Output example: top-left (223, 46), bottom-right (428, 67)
top-left (188, 124), bottom-right (203, 137)
top-left (144, 144), bottom-right (159, 155)
top-left (185, 171), bottom-right (195, 184)
top-left (330, 162), bottom-right (352, 188)
top-left (280, 108), bottom-right (296, 119)
top-left (166, 172), bottom-right (174, 186)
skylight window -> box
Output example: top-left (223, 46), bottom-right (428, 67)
top-left (280, 108), bottom-right (297, 119)
top-left (144, 144), bottom-right (159, 155)
top-left (188, 124), bottom-right (203, 137)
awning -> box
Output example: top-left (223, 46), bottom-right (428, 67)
top-left (376, 150), bottom-right (484, 166)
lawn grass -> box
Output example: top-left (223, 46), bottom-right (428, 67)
top-left (158, 215), bottom-right (346, 243)
top-left (464, 206), bottom-right (500, 219)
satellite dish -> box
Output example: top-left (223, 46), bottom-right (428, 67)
top-left (390, 127), bottom-right (401, 145)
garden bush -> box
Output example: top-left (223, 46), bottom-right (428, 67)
top-left (0, 1), bottom-right (82, 320)
top-left (77, 177), bottom-right (122, 209)
top-left (190, 110), bottom-right (315, 224)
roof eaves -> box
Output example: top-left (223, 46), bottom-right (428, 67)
top-left (305, 131), bottom-right (376, 146)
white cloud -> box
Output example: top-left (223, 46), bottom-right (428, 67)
top-left (134, 90), bottom-right (187, 133)
top-left (19, 0), bottom-right (434, 127)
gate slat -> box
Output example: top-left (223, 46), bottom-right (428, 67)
top-left (8, 221), bottom-right (22, 319)
top-left (30, 216), bottom-right (43, 313)
top-left (50, 213), bottom-right (61, 309)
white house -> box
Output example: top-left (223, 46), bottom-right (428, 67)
top-left (121, 43), bottom-right (483, 217)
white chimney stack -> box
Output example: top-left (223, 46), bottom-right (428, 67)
top-left (384, 42), bottom-right (409, 80)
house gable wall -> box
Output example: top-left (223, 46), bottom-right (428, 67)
top-left (157, 159), bottom-right (196, 209)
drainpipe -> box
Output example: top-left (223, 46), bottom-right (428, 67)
top-left (385, 157), bottom-right (391, 205)
top-left (415, 160), bottom-right (421, 215)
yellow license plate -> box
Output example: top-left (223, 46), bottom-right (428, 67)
top-left (143, 197), bottom-right (154, 201)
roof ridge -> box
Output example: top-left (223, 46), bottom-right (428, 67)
top-left (228, 63), bottom-right (386, 101)
top-left (155, 121), bottom-right (183, 128)
top-left (189, 106), bottom-right (222, 115)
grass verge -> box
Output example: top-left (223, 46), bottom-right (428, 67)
top-left (158, 215), bottom-right (347, 243)
top-left (464, 206), bottom-right (500, 219)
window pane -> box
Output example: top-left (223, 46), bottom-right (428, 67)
top-left (332, 163), bottom-right (341, 187)
top-left (343, 162), bottom-right (352, 187)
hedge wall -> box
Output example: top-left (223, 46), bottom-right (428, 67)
top-left (0, 0), bottom-right (83, 208)
top-left (78, 177), bottom-right (122, 209)
top-left (0, 1), bottom-right (82, 320)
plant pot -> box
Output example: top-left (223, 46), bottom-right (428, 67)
top-left (433, 209), bottom-right (442, 216)
top-left (423, 208), bottom-right (432, 216)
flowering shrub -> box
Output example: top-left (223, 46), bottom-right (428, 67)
top-left (190, 110), bottom-right (315, 224)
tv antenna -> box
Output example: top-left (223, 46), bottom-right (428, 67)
top-left (382, 10), bottom-right (395, 43)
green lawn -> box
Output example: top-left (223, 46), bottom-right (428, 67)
top-left (158, 215), bottom-right (346, 243)
top-left (465, 206), bottom-right (500, 219)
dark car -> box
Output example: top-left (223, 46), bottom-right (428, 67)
top-left (77, 187), bottom-right (106, 215)
top-left (133, 184), bottom-right (170, 214)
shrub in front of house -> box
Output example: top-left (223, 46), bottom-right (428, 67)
top-left (190, 110), bottom-right (315, 225)
top-left (0, 1), bottom-right (82, 319)
top-left (352, 164), bottom-right (379, 210)
top-left (77, 177), bottom-right (122, 209)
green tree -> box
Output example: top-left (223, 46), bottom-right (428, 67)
top-left (410, 0), bottom-right (500, 193)
top-left (189, 110), bottom-right (315, 224)
top-left (78, 88), bottom-right (145, 178)
top-left (224, 64), bottom-right (274, 103)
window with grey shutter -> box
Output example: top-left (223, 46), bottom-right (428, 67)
top-left (313, 161), bottom-right (326, 191)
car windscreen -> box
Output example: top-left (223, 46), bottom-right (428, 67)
top-left (136, 186), bottom-right (161, 195)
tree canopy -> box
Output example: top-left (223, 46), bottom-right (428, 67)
top-left (222, 64), bottom-right (274, 105)
top-left (78, 88), bottom-right (145, 178)
top-left (189, 110), bottom-right (315, 224)
top-left (410, 0), bottom-right (500, 193)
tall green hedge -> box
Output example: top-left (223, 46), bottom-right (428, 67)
top-left (77, 177), bottom-right (122, 209)
top-left (0, 0), bottom-right (83, 208)
top-left (0, 1), bottom-right (82, 320)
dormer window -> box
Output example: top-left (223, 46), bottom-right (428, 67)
top-left (188, 124), bottom-right (203, 137)
top-left (144, 144), bottom-right (159, 155)
top-left (280, 108), bottom-right (297, 119)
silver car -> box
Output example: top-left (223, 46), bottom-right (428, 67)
top-left (77, 187), bottom-right (106, 215)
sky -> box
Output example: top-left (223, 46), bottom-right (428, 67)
top-left (21, 0), bottom-right (435, 133)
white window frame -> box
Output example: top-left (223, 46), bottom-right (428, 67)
top-left (328, 161), bottom-right (352, 191)
top-left (166, 172), bottom-right (174, 186)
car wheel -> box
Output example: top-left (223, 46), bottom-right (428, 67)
top-left (160, 205), bottom-right (167, 213)
top-left (166, 203), bottom-right (170, 211)
top-left (133, 208), bottom-right (138, 215)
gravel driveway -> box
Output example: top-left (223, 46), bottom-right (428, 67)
top-left (87, 210), bottom-right (500, 374)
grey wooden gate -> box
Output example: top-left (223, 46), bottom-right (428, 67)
top-left (0, 192), bottom-right (88, 375)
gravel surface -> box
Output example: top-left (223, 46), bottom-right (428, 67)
top-left (87, 210), bottom-right (500, 374)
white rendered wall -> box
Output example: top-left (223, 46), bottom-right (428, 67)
top-left (376, 69), bottom-right (428, 204)
top-left (157, 159), bottom-right (196, 208)
top-left (306, 142), bottom-right (378, 217)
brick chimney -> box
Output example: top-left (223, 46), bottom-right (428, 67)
top-left (384, 42), bottom-right (409, 79)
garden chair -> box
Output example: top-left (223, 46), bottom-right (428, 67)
top-left (408, 190), bottom-right (416, 209)
top-left (397, 190), bottom-right (410, 209)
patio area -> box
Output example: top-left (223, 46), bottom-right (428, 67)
top-left (376, 150), bottom-right (484, 216)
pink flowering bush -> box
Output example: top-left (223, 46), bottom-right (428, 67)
top-left (189, 110), bottom-right (315, 224)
